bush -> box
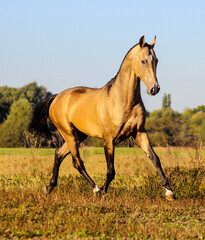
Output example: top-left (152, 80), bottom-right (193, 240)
top-left (0, 98), bottom-right (32, 147)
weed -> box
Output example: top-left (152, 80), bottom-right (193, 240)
top-left (0, 147), bottom-right (205, 239)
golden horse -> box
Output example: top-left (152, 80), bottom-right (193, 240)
top-left (30, 36), bottom-right (175, 200)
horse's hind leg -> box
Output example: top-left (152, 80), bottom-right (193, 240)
top-left (61, 127), bottom-right (101, 196)
top-left (69, 138), bottom-right (101, 195)
top-left (45, 142), bottom-right (70, 193)
top-left (45, 131), bottom-right (88, 194)
top-left (135, 131), bottom-right (175, 201)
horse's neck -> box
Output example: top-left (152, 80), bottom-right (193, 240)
top-left (103, 45), bottom-right (142, 110)
top-left (115, 61), bottom-right (141, 109)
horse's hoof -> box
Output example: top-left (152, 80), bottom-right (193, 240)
top-left (93, 185), bottom-right (101, 198)
top-left (43, 185), bottom-right (51, 195)
top-left (94, 190), bottom-right (102, 198)
top-left (165, 189), bottom-right (176, 201)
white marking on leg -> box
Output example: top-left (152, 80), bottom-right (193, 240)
top-left (165, 188), bottom-right (175, 200)
top-left (165, 189), bottom-right (174, 196)
top-left (43, 186), bottom-right (48, 195)
top-left (93, 185), bottom-right (100, 193)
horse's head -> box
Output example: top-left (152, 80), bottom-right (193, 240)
top-left (132, 36), bottom-right (160, 95)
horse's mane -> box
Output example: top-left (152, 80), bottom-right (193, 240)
top-left (104, 43), bottom-right (139, 95)
top-left (104, 42), bottom-right (151, 95)
top-left (104, 75), bottom-right (117, 95)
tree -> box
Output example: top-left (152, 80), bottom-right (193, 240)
top-left (0, 82), bottom-right (53, 147)
top-left (0, 86), bottom-right (17, 123)
top-left (15, 82), bottom-right (51, 107)
top-left (0, 98), bottom-right (32, 147)
top-left (146, 108), bottom-right (182, 146)
top-left (0, 82), bottom-right (51, 123)
top-left (192, 105), bottom-right (205, 114)
top-left (181, 108), bottom-right (205, 145)
top-left (162, 93), bottom-right (171, 109)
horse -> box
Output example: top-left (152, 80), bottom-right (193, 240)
top-left (30, 36), bottom-right (175, 201)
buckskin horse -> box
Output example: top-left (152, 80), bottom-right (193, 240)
top-left (30, 36), bottom-right (175, 200)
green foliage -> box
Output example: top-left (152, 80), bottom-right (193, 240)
top-left (0, 82), bottom-right (52, 147)
top-left (0, 98), bottom-right (32, 147)
top-left (180, 106), bottom-right (205, 145)
top-left (162, 93), bottom-right (171, 109)
top-left (0, 86), bottom-right (17, 123)
top-left (146, 96), bottom-right (205, 146)
top-left (192, 105), bottom-right (205, 113)
top-left (0, 82), bottom-right (51, 123)
top-left (146, 108), bottom-right (182, 146)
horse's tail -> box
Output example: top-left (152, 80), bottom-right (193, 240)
top-left (30, 94), bottom-right (57, 138)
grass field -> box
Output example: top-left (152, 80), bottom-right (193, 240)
top-left (0, 147), bottom-right (205, 239)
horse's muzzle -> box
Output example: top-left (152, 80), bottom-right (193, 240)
top-left (150, 85), bottom-right (160, 95)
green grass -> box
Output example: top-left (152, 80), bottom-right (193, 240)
top-left (0, 147), bottom-right (55, 156)
top-left (1, 146), bottom-right (203, 156)
top-left (0, 147), bottom-right (138, 156)
top-left (0, 147), bottom-right (205, 239)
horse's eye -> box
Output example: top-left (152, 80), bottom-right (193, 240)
top-left (141, 60), bottom-right (146, 64)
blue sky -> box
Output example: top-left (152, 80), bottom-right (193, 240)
top-left (0, 0), bottom-right (205, 112)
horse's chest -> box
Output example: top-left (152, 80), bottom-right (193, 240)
top-left (115, 109), bottom-right (145, 144)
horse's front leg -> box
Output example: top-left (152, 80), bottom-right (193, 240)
top-left (101, 139), bottom-right (115, 194)
top-left (134, 130), bottom-right (175, 200)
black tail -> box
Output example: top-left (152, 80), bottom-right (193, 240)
top-left (30, 94), bottom-right (57, 138)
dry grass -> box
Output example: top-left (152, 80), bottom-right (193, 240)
top-left (0, 146), bottom-right (204, 176)
top-left (0, 147), bottom-right (205, 239)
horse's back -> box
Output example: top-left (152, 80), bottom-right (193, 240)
top-left (49, 87), bottom-right (104, 138)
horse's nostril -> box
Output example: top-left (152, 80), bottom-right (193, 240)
top-left (150, 86), bottom-right (159, 95)
top-left (151, 88), bottom-right (155, 95)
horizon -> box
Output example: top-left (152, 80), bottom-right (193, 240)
top-left (1, 80), bottom-right (204, 114)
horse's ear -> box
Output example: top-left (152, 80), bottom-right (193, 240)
top-left (150, 36), bottom-right (156, 48)
top-left (139, 36), bottom-right (145, 48)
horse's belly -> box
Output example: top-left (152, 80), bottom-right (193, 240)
top-left (72, 118), bottom-right (103, 139)
top-left (69, 103), bottom-right (103, 139)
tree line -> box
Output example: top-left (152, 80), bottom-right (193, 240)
top-left (0, 82), bottom-right (204, 148)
